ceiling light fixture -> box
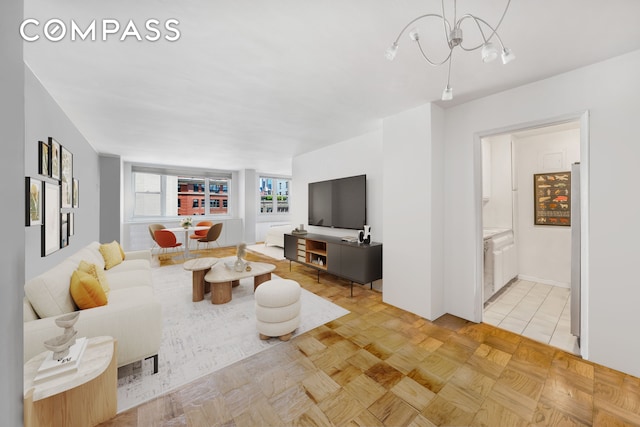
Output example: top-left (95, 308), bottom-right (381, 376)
top-left (385, 0), bottom-right (515, 101)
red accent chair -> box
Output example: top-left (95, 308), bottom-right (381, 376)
top-left (154, 229), bottom-right (183, 256)
top-left (189, 221), bottom-right (213, 250)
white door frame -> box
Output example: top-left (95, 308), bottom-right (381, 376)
top-left (473, 111), bottom-right (590, 358)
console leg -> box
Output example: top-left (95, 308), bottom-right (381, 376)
top-left (146, 354), bottom-right (159, 374)
top-left (350, 281), bottom-right (354, 298)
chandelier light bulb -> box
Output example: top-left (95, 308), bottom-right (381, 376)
top-left (409, 28), bottom-right (420, 41)
top-left (385, 42), bottom-right (398, 61)
top-left (441, 85), bottom-right (453, 101)
top-left (481, 42), bottom-right (498, 63)
top-left (501, 47), bottom-right (515, 64)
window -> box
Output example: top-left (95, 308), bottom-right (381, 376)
top-left (132, 169), bottom-right (231, 218)
top-left (259, 176), bottom-right (290, 214)
top-left (133, 173), bottom-right (162, 216)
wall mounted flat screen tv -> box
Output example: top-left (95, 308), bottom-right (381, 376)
top-left (308, 174), bottom-right (366, 230)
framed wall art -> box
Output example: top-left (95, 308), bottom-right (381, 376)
top-left (42, 181), bottom-right (61, 256)
top-left (72, 178), bottom-right (79, 208)
top-left (61, 213), bottom-right (69, 248)
top-left (69, 212), bottom-right (74, 236)
top-left (534, 172), bottom-right (571, 226)
top-left (38, 141), bottom-right (50, 177)
top-left (49, 137), bottom-right (61, 181)
top-left (25, 177), bottom-right (43, 226)
top-left (61, 146), bottom-right (73, 208)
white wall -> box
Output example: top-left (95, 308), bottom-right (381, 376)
top-left (292, 130), bottom-right (383, 290)
top-left (482, 134), bottom-right (513, 229)
top-left (292, 130), bottom-right (383, 241)
top-left (1, 0), bottom-right (25, 422)
top-left (514, 129), bottom-right (580, 287)
top-left (381, 103), bottom-right (445, 320)
top-left (444, 49), bottom-right (640, 377)
top-left (24, 67), bottom-right (101, 279)
top-left (238, 169), bottom-right (257, 244)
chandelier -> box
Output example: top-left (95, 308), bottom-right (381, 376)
top-left (385, 0), bottom-right (515, 101)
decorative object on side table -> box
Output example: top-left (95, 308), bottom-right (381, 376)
top-left (234, 242), bottom-right (247, 272)
top-left (292, 223), bottom-right (307, 235)
top-left (180, 216), bottom-right (193, 229)
top-left (358, 225), bottom-right (371, 244)
top-left (43, 312), bottom-right (79, 361)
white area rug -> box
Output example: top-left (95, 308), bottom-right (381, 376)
top-left (246, 243), bottom-right (286, 261)
top-left (116, 260), bottom-right (348, 413)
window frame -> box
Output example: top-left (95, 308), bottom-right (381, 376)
top-left (258, 176), bottom-right (291, 216)
top-left (130, 167), bottom-right (232, 220)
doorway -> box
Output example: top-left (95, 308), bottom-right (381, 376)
top-left (479, 116), bottom-right (587, 357)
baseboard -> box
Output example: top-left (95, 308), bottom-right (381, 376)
top-left (517, 274), bottom-right (570, 289)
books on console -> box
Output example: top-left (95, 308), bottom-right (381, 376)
top-left (34, 337), bottom-right (88, 383)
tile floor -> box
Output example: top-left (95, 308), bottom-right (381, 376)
top-left (483, 279), bottom-right (580, 355)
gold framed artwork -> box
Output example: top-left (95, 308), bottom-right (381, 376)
top-left (25, 177), bottom-right (43, 226)
top-left (534, 172), bottom-right (571, 226)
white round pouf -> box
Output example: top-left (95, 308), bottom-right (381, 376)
top-left (255, 279), bottom-right (301, 341)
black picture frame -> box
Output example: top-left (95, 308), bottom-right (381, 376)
top-left (61, 146), bottom-right (73, 208)
top-left (61, 213), bottom-right (69, 248)
top-left (49, 137), bottom-right (61, 181)
top-left (42, 181), bottom-right (61, 256)
top-left (25, 177), bottom-right (43, 226)
top-left (38, 141), bottom-right (50, 177)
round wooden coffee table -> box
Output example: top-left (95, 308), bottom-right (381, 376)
top-left (183, 257), bottom-right (219, 302)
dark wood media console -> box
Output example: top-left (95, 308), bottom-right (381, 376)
top-left (284, 233), bottom-right (382, 296)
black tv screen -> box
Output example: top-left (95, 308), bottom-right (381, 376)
top-left (308, 174), bottom-right (366, 230)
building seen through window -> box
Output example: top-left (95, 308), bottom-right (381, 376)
top-left (132, 171), bottom-right (230, 218)
top-left (259, 177), bottom-right (290, 214)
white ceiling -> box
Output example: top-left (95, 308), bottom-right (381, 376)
top-left (24, 0), bottom-right (640, 175)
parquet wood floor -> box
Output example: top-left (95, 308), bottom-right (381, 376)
top-left (101, 246), bottom-right (640, 426)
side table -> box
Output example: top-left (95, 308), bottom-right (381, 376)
top-left (24, 336), bottom-right (117, 427)
top-left (183, 257), bottom-right (219, 301)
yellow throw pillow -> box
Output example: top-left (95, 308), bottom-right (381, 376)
top-left (119, 242), bottom-right (126, 260)
top-left (99, 241), bottom-right (123, 270)
top-left (78, 260), bottom-right (111, 297)
top-left (70, 270), bottom-right (108, 309)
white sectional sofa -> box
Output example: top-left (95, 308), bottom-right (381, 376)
top-left (23, 242), bottom-right (162, 372)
